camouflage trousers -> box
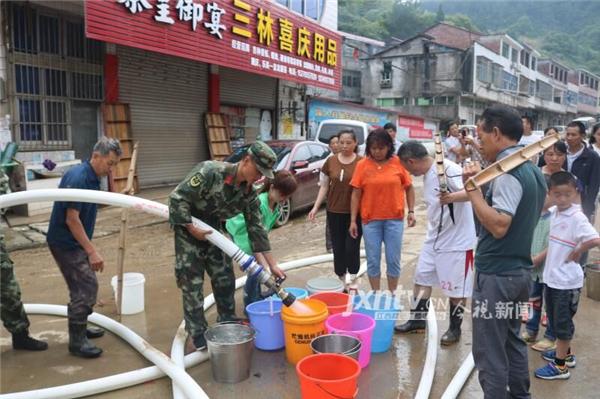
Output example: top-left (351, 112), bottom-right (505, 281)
top-left (174, 225), bottom-right (236, 341)
top-left (0, 236), bottom-right (30, 334)
top-left (49, 246), bottom-right (98, 324)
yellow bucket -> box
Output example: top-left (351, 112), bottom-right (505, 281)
top-left (281, 299), bottom-right (329, 364)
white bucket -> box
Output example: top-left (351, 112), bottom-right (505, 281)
top-left (111, 273), bottom-right (146, 315)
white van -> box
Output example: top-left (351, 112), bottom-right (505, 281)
top-left (315, 119), bottom-right (369, 155)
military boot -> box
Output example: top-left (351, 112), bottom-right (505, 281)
top-left (69, 322), bottom-right (103, 358)
top-left (12, 330), bottom-right (48, 351)
top-left (86, 326), bottom-right (105, 339)
top-left (441, 303), bottom-right (464, 346)
top-left (395, 298), bottom-right (429, 334)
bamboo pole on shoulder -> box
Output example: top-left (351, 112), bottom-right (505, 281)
top-left (464, 133), bottom-right (559, 192)
top-left (116, 142), bottom-right (139, 320)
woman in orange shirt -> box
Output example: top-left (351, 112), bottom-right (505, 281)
top-left (350, 128), bottom-right (416, 292)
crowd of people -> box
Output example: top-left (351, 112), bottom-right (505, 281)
top-left (1, 105), bottom-right (599, 398)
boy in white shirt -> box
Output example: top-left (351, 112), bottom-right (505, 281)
top-left (535, 171), bottom-right (600, 380)
top-left (396, 141), bottom-right (476, 345)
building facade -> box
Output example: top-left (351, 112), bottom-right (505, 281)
top-left (362, 23), bottom-right (600, 131)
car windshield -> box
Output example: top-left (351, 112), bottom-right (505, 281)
top-left (318, 124), bottom-right (365, 144)
top-left (226, 144), bottom-right (291, 170)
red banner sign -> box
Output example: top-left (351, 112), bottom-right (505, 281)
top-left (408, 128), bottom-right (433, 140)
top-left (85, 0), bottom-right (341, 90)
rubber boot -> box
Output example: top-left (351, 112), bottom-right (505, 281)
top-left (12, 330), bottom-right (48, 351)
top-left (441, 303), bottom-right (464, 346)
top-left (395, 298), bottom-right (429, 333)
top-left (68, 322), bottom-right (103, 358)
top-left (86, 326), bottom-right (105, 339)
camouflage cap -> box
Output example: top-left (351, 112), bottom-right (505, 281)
top-left (247, 141), bottom-right (276, 179)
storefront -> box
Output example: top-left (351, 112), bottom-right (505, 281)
top-left (307, 98), bottom-right (434, 141)
top-left (85, 0), bottom-right (341, 186)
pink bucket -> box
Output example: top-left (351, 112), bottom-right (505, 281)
top-left (325, 312), bottom-right (375, 368)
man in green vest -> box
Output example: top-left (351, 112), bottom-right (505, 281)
top-left (462, 105), bottom-right (546, 399)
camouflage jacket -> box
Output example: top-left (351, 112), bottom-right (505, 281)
top-left (169, 161), bottom-right (271, 253)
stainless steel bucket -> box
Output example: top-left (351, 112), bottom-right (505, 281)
top-left (204, 323), bottom-right (255, 383)
top-left (310, 334), bottom-right (362, 361)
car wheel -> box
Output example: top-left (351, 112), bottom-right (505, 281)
top-left (276, 198), bottom-right (291, 227)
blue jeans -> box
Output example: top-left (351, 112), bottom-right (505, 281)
top-left (243, 273), bottom-right (266, 312)
top-left (362, 219), bottom-right (404, 278)
top-left (525, 278), bottom-right (555, 340)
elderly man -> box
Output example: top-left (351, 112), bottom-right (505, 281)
top-left (47, 137), bottom-right (122, 358)
top-left (463, 105), bottom-right (546, 398)
top-left (169, 141), bottom-right (281, 351)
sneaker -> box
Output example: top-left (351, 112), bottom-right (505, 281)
top-left (521, 330), bottom-right (538, 343)
top-left (535, 362), bottom-right (570, 380)
top-left (541, 350), bottom-right (576, 368)
top-left (531, 338), bottom-right (556, 352)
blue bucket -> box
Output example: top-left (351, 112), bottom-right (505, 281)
top-left (352, 292), bottom-right (402, 353)
top-left (270, 287), bottom-right (309, 301)
top-left (246, 299), bottom-right (285, 351)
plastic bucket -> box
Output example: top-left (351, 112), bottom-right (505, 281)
top-left (586, 263), bottom-right (600, 301)
top-left (353, 292), bottom-right (401, 353)
top-left (325, 312), bottom-right (375, 368)
top-left (246, 299), bottom-right (285, 350)
top-left (310, 334), bottom-right (362, 361)
top-left (306, 277), bottom-right (344, 295)
top-left (310, 292), bottom-right (351, 315)
top-left (111, 273), bottom-right (145, 315)
top-left (281, 299), bottom-right (329, 364)
top-left (204, 323), bottom-right (255, 383)
top-left (270, 287), bottom-right (309, 301)
top-left (296, 353), bottom-right (361, 399)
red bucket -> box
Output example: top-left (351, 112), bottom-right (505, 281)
top-left (309, 292), bottom-right (351, 315)
top-left (296, 353), bottom-right (361, 399)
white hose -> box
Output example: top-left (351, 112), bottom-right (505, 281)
top-left (414, 305), bottom-right (438, 399)
top-left (170, 255), bottom-right (368, 399)
top-left (0, 189), bottom-right (464, 398)
top-left (440, 353), bottom-right (475, 399)
top-left (0, 304), bottom-right (209, 399)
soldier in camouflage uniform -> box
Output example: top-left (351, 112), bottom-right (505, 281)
top-left (169, 141), bottom-right (279, 350)
top-left (0, 169), bottom-right (48, 351)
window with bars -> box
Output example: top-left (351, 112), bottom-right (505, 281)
top-left (9, 3), bottom-right (104, 150)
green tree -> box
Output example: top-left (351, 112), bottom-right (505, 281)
top-left (444, 14), bottom-right (479, 32)
top-left (436, 4), bottom-right (445, 23)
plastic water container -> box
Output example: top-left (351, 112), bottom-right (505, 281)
top-left (309, 292), bottom-right (351, 315)
top-left (246, 299), bottom-right (285, 350)
top-left (306, 277), bottom-right (344, 295)
top-left (111, 273), bottom-right (145, 315)
top-left (325, 312), bottom-right (375, 368)
top-left (353, 292), bottom-right (402, 353)
top-left (296, 354), bottom-right (361, 399)
top-left (281, 299), bottom-right (329, 364)
top-left (270, 287), bottom-right (309, 301)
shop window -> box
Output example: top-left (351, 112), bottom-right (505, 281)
top-left (45, 69), bottom-right (68, 97)
top-left (71, 72), bottom-right (104, 100)
top-left (12, 5), bottom-right (37, 54)
top-left (377, 98), bottom-right (395, 107)
top-left (305, 0), bottom-right (320, 20)
top-left (46, 101), bottom-right (68, 143)
top-left (40, 15), bottom-right (60, 55)
top-left (18, 100), bottom-right (42, 142)
top-left (15, 65), bottom-right (40, 94)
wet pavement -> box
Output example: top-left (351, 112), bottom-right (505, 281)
top-left (1, 183), bottom-right (599, 398)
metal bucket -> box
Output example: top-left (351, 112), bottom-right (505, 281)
top-left (204, 323), bottom-right (256, 383)
top-left (586, 263), bottom-right (600, 302)
top-left (310, 334), bottom-right (362, 361)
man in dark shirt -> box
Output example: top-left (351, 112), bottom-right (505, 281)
top-left (47, 137), bottom-right (121, 358)
top-left (463, 105), bottom-right (546, 398)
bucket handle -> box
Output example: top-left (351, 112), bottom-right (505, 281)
top-left (315, 384), bottom-right (358, 399)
